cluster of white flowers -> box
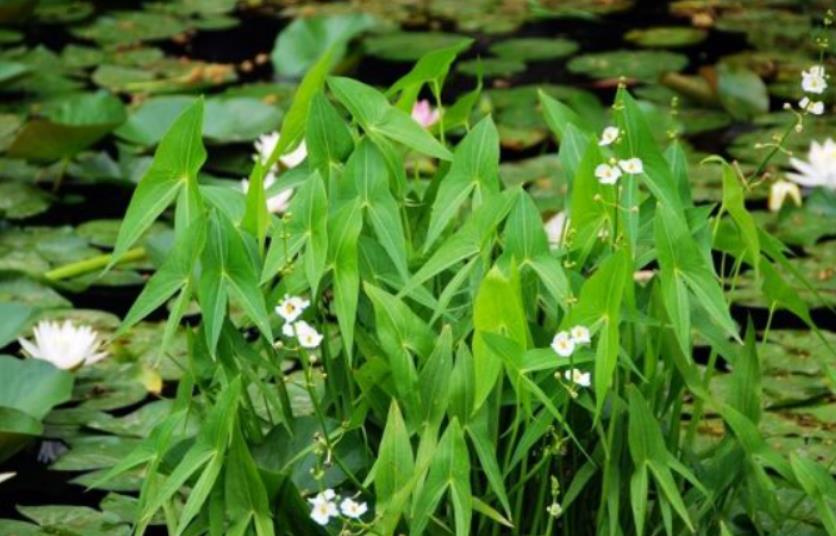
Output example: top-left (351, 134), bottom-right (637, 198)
top-left (276, 295), bottom-right (323, 349)
top-left (18, 320), bottom-right (107, 370)
top-left (308, 489), bottom-right (368, 526)
top-left (241, 132), bottom-right (307, 214)
top-left (550, 325), bottom-right (590, 357)
top-left (411, 99), bottom-right (440, 128)
top-left (798, 65), bottom-right (827, 115)
top-left (594, 158), bottom-right (644, 184)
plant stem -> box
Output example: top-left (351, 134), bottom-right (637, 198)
top-left (44, 247), bottom-right (147, 282)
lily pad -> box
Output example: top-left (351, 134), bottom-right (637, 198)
top-left (568, 49), bottom-right (689, 82)
top-left (8, 91), bottom-right (126, 161)
top-left (116, 95), bottom-right (282, 146)
top-left (458, 57), bottom-right (527, 78)
top-left (0, 182), bottom-right (51, 219)
top-left (71, 11), bottom-right (187, 45)
top-left (364, 31), bottom-right (470, 61)
top-left (624, 26), bottom-right (707, 48)
top-left (489, 37), bottom-right (578, 61)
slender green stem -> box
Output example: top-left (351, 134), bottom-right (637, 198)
top-left (44, 247), bottom-right (146, 281)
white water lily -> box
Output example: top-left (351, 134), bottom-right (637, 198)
top-left (618, 157), bottom-right (644, 175)
top-left (598, 126), bottom-right (620, 146)
top-left (339, 497), bottom-right (368, 519)
top-left (768, 180), bottom-right (802, 212)
top-left (0, 473), bottom-right (15, 485)
top-left (544, 211), bottom-right (567, 248)
top-left (801, 65), bottom-right (827, 94)
top-left (18, 320), bottom-right (107, 370)
top-left (799, 96), bottom-right (824, 116)
top-left (294, 321), bottom-right (324, 349)
top-left (569, 325), bottom-right (591, 345)
top-left (241, 170), bottom-right (293, 214)
top-left (563, 368), bottom-right (591, 388)
top-left (551, 331), bottom-right (576, 357)
top-left (595, 163), bottom-right (622, 184)
top-left (309, 489), bottom-right (338, 526)
top-left (254, 131), bottom-right (308, 169)
top-left (275, 294), bottom-right (310, 323)
top-left (786, 138), bottom-right (836, 190)
top-left (411, 99), bottom-right (440, 128)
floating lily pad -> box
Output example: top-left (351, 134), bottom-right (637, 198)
top-left (0, 182), bottom-right (51, 219)
top-left (0, 275), bottom-right (71, 310)
top-left (116, 95), bottom-right (282, 146)
top-left (568, 49), bottom-right (688, 82)
top-left (17, 505), bottom-right (130, 536)
top-left (71, 11), bottom-right (187, 45)
top-left (458, 57), bottom-right (526, 78)
top-left (8, 91), bottom-right (126, 161)
top-left (92, 59), bottom-right (236, 95)
top-left (489, 37), bottom-right (578, 61)
top-left (364, 31), bottom-right (469, 61)
top-left (624, 26), bottom-right (707, 48)
top-left (33, 1), bottom-right (94, 23)
top-left (0, 61), bottom-right (28, 84)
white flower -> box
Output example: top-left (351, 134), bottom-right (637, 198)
top-left (282, 323), bottom-right (295, 337)
top-left (786, 138), bottom-right (836, 190)
top-left (801, 65), bottom-right (827, 94)
top-left (768, 180), bottom-right (802, 212)
top-left (594, 163), bottom-right (622, 185)
top-left (551, 331), bottom-right (575, 357)
top-left (339, 497), bottom-right (368, 519)
top-left (544, 211), bottom-right (567, 248)
top-left (546, 502), bottom-right (563, 518)
top-left (18, 320), bottom-right (107, 370)
top-left (799, 96), bottom-right (825, 116)
top-left (309, 489), bottom-right (338, 526)
top-left (569, 325), bottom-right (590, 345)
top-left (275, 294), bottom-right (310, 323)
top-left (241, 170), bottom-right (294, 214)
top-left (633, 270), bottom-right (656, 284)
top-left (254, 131), bottom-right (307, 169)
top-left (0, 472), bottom-right (15, 485)
top-left (411, 99), bottom-right (440, 128)
top-left (294, 321), bottom-right (324, 349)
top-left (618, 157), bottom-right (644, 175)
top-left (598, 126), bottom-right (620, 146)
top-left (563, 368), bottom-right (591, 388)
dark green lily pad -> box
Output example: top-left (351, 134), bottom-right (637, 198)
top-left (34, 1), bottom-right (94, 23)
top-left (0, 61), bottom-right (28, 84)
top-left (0, 29), bottom-right (23, 44)
top-left (568, 49), bottom-right (689, 82)
top-left (92, 59), bottom-right (237, 95)
top-left (489, 37), bottom-right (578, 61)
top-left (0, 275), bottom-right (71, 310)
top-left (17, 505), bottom-right (130, 536)
top-left (71, 11), bottom-right (187, 45)
top-left (364, 31), bottom-right (469, 61)
top-left (8, 91), bottom-right (126, 161)
top-left (0, 182), bottom-right (51, 220)
top-left (458, 57), bottom-right (526, 78)
top-left (624, 26), bottom-right (707, 48)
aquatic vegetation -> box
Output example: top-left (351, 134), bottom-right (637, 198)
top-left (0, 2), bottom-right (834, 535)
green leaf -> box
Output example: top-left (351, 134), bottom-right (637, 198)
top-left (111, 98), bottom-right (205, 265)
top-left (472, 262), bottom-right (529, 411)
top-left (0, 356), bottom-right (72, 420)
top-left (327, 76), bottom-right (452, 161)
top-left (375, 401), bottom-right (415, 512)
top-left (329, 198), bottom-right (364, 358)
top-left (425, 116), bottom-right (499, 251)
top-left (271, 13), bottom-right (376, 78)
top-left (569, 249), bottom-right (629, 415)
top-left (305, 91), bottom-right (354, 182)
top-left (789, 453), bottom-right (836, 535)
top-left (364, 283), bottom-right (435, 417)
top-left (299, 172), bottom-right (329, 296)
top-left (411, 419), bottom-right (471, 536)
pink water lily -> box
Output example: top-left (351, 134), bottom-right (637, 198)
top-left (411, 99), bottom-right (440, 128)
